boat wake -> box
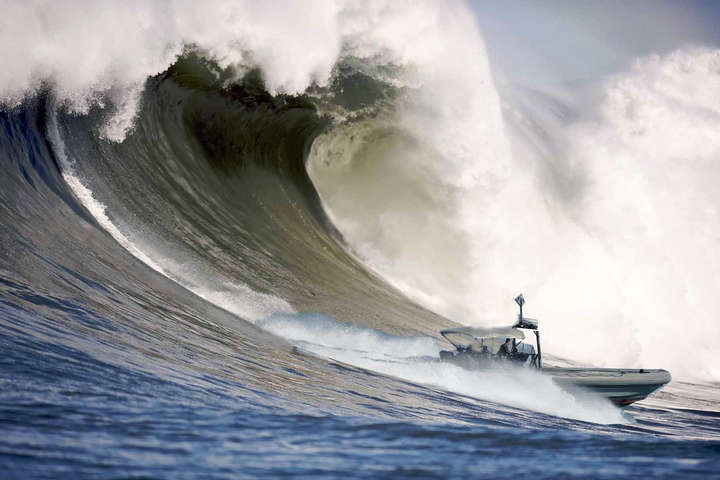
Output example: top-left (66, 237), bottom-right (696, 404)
top-left (259, 313), bottom-right (627, 424)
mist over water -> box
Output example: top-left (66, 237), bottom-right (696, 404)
top-left (528, 48), bottom-right (720, 379)
top-left (306, 4), bottom-right (720, 382)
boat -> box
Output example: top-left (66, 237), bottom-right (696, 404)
top-left (438, 294), bottom-right (671, 406)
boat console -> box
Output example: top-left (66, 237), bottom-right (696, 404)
top-left (439, 294), bottom-right (542, 369)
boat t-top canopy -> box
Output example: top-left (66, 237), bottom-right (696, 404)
top-left (439, 294), bottom-right (543, 367)
top-left (440, 326), bottom-right (525, 341)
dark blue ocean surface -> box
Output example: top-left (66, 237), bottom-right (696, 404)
top-left (2, 300), bottom-right (719, 479)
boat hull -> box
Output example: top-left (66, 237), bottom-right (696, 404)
top-left (438, 351), bottom-right (671, 406)
top-left (543, 367), bottom-right (672, 406)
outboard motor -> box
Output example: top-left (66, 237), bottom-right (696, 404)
top-left (439, 350), bottom-right (455, 360)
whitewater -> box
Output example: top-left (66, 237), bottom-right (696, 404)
top-left (1, 1), bottom-right (719, 478)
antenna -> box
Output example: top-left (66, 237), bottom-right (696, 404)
top-left (513, 293), bottom-right (541, 368)
top-left (514, 293), bottom-right (525, 321)
top-left (513, 294), bottom-right (538, 331)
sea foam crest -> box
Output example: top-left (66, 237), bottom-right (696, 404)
top-left (0, 0), bottom-right (484, 141)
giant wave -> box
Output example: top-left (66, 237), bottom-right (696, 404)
top-left (2, 1), bottom-right (720, 477)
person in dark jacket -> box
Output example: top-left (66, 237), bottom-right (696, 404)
top-left (497, 338), bottom-right (512, 358)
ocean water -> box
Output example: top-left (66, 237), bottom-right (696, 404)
top-left (2, 1), bottom-right (720, 478)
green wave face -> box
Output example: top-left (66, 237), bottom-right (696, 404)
top-left (53, 53), bottom-right (452, 336)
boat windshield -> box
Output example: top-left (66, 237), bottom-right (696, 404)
top-left (442, 332), bottom-right (514, 354)
top-left (441, 331), bottom-right (481, 351)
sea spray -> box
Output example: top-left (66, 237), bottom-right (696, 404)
top-left (308, 45), bottom-right (720, 382)
top-left (259, 312), bottom-right (627, 424)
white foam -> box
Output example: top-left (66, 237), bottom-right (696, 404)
top-left (186, 282), bottom-right (293, 323)
top-left (535, 47), bottom-right (720, 380)
top-left (259, 313), bottom-right (627, 424)
top-left (1, 0), bottom-right (471, 142)
top-left (260, 313), bottom-right (438, 359)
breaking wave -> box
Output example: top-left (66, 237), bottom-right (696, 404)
top-left (2, 2), bottom-right (719, 442)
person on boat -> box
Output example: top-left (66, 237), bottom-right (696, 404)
top-left (497, 338), bottom-right (512, 358)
